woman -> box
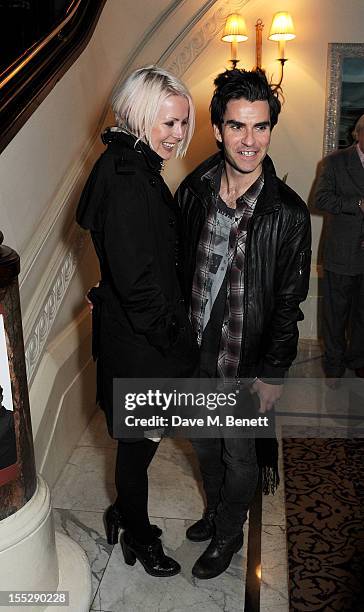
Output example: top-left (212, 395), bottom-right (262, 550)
top-left (76, 66), bottom-right (198, 577)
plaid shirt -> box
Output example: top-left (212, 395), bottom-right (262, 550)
top-left (190, 162), bottom-right (264, 379)
top-left (190, 162), bottom-right (223, 344)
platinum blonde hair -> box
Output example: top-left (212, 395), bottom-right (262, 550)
top-left (353, 114), bottom-right (364, 141)
top-left (111, 66), bottom-right (195, 158)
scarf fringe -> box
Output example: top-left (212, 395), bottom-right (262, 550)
top-left (255, 436), bottom-right (280, 495)
top-left (261, 465), bottom-right (280, 496)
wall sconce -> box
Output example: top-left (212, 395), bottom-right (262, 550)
top-left (221, 14), bottom-right (248, 68)
top-left (221, 12), bottom-right (296, 90)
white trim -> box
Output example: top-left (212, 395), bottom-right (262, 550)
top-left (31, 309), bottom-right (96, 484)
top-left (38, 355), bottom-right (93, 476)
top-left (55, 531), bottom-right (92, 612)
top-left (24, 224), bottom-right (86, 383)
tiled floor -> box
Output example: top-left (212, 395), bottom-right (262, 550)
top-left (51, 341), bottom-right (323, 611)
top-left (52, 416), bottom-right (289, 611)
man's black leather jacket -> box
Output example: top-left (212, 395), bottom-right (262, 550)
top-left (175, 152), bottom-right (312, 379)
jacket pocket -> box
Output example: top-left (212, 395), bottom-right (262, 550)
top-left (297, 248), bottom-right (311, 295)
top-left (168, 303), bottom-right (199, 362)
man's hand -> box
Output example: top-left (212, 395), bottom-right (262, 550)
top-left (250, 379), bottom-right (283, 413)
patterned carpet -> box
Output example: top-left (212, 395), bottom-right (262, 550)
top-left (283, 437), bottom-right (364, 612)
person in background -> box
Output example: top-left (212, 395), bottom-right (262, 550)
top-left (315, 114), bottom-right (364, 382)
top-left (176, 68), bottom-right (311, 579)
top-left (76, 66), bottom-right (198, 577)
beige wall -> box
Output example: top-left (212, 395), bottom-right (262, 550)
top-left (162, 0), bottom-right (364, 339)
top-left (0, 0), bottom-right (179, 303)
top-left (164, 0), bottom-right (364, 270)
top-left (0, 0), bottom-right (194, 476)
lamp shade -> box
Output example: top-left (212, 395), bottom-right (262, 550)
top-left (268, 12), bottom-right (296, 41)
top-left (221, 14), bottom-right (248, 42)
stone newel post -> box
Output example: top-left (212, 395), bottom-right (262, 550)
top-left (0, 232), bottom-right (91, 611)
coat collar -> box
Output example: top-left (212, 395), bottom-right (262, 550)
top-left (102, 128), bottom-right (165, 174)
top-left (184, 151), bottom-right (282, 215)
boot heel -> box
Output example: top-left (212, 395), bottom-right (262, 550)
top-left (104, 521), bottom-right (119, 545)
top-left (103, 505), bottom-right (125, 545)
top-left (121, 537), bottom-right (137, 566)
top-left (120, 533), bottom-right (180, 577)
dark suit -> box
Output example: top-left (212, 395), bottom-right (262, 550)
top-left (315, 144), bottom-right (364, 375)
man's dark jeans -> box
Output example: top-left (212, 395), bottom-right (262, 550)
top-left (191, 432), bottom-right (258, 536)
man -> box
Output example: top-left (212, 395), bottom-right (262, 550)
top-left (315, 114), bottom-right (364, 380)
top-left (176, 69), bottom-right (311, 579)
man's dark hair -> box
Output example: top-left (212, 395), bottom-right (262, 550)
top-left (210, 68), bottom-right (281, 131)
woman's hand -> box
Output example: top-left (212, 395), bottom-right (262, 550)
top-left (86, 282), bottom-right (100, 312)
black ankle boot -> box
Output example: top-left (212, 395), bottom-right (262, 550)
top-left (186, 509), bottom-right (215, 542)
top-left (120, 531), bottom-right (181, 577)
top-left (103, 505), bottom-right (162, 545)
top-left (192, 532), bottom-right (243, 579)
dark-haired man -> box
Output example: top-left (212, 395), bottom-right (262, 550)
top-left (176, 69), bottom-right (311, 579)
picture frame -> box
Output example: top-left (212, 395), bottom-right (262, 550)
top-left (323, 42), bottom-right (364, 156)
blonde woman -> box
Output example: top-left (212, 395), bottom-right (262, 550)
top-left (77, 67), bottom-right (197, 577)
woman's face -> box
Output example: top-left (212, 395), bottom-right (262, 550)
top-left (150, 95), bottom-right (189, 159)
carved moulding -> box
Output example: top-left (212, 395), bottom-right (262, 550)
top-left (162, 0), bottom-right (251, 77)
top-left (24, 226), bottom-right (85, 383)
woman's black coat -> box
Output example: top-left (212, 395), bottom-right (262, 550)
top-left (76, 131), bottom-right (198, 436)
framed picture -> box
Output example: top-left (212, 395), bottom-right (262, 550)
top-left (323, 43), bottom-right (364, 155)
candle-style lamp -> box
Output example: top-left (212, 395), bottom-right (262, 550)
top-left (221, 14), bottom-right (248, 69)
top-left (268, 12), bottom-right (296, 88)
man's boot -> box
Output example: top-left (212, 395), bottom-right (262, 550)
top-left (192, 532), bottom-right (243, 579)
top-left (186, 509), bottom-right (215, 542)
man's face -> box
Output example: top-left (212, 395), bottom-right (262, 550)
top-left (214, 98), bottom-right (271, 180)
